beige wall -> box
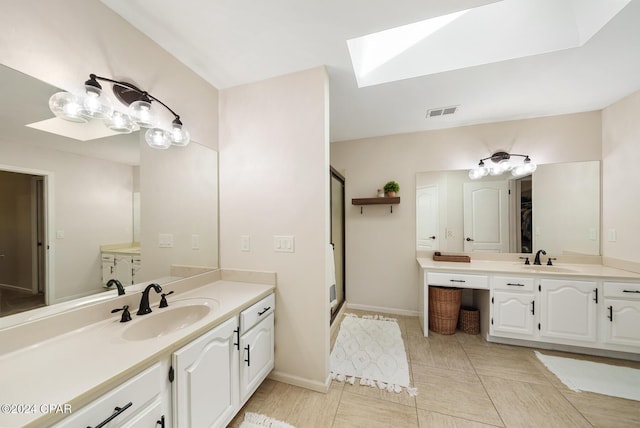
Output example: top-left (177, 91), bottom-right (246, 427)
top-left (219, 67), bottom-right (331, 391)
top-left (139, 139), bottom-right (219, 280)
top-left (331, 112), bottom-right (602, 314)
top-left (602, 89), bottom-right (640, 268)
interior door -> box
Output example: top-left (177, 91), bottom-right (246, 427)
top-left (416, 185), bottom-right (439, 251)
top-left (463, 181), bottom-right (509, 252)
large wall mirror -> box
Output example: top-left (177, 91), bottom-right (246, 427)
top-left (0, 65), bottom-right (219, 323)
top-left (416, 160), bottom-right (600, 255)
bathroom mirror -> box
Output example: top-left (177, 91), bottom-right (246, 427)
top-left (416, 160), bottom-right (600, 255)
top-left (0, 64), bottom-right (219, 322)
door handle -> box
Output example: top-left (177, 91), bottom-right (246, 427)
top-left (531, 300), bottom-right (535, 315)
top-left (429, 236), bottom-right (436, 240)
top-left (607, 306), bottom-right (613, 322)
top-left (593, 288), bottom-right (598, 304)
top-left (244, 345), bottom-right (251, 367)
top-left (466, 237), bottom-right (474, 242)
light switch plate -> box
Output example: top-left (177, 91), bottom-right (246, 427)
top-left (191, 234), bottom-right (200, 250)
top-left (274, 235), bottom-right (294, 253)
top-left (241, 235), bottom-right (251, 252)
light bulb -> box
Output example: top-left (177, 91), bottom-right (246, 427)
top-left (105, 111), bottom-right (136, 133)
top-left (169, 120), bottom-right (190, 146)
top-left (129, 100), bottom-right (155, 128)
top-left (145, 128), bottom-right (171, 149)
top-left (82, 88), bottom-right (113, 120)
top-left (49, 92), bottom-right (89, 123)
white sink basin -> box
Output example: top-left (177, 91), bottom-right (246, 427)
top-left (122, 299), bottom-right (219, 341)
top-left (521, 265), bottom-right (577, 274)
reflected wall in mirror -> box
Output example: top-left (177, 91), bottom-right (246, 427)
top-left (0, 64), bottom-right (218, 320)
top-left (416, 160), bottom-right (600, 255)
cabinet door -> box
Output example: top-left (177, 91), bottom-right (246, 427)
top-left (491, 291), bottom-right (536, 337)
top-left (173, 316), bottom-right (239, 428)
top-left (115, 255), bottom-right (133, 285)
top-left (604, 298), bottom-right (640, 347)
top-left (240, 312), bottom-right (274, 405)
top-left (539, 279), bottom-right (597, 343)
top-left (101, 254), bottom-right (115, 286)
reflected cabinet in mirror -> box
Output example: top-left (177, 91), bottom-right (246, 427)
top-left (0, 65), bottom-right (219, 321)
top-left (416, 160), bottom-right (600, 255)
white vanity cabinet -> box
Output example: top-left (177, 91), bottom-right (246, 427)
top-left (538, 279), bottom-right (598, 344)
top-left (101, 253), bottom-right (141, 286)
top-left (172, 316), bottom-right (240, 428)
top-left (53, 363), bottom-right (166, 428)
top-left (603, 282), bottom-right (640, 348)
top-left (490, 276), bottom-right (536, 338)
top-left (239, 294), bottom-right (275, 405)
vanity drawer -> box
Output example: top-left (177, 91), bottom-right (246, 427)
top-left (241, 293), bottom-right (275, 334)
top-left (604, 282), bottom-right (640, 299)
top-left (53, 363), bottom-right (162, 428)
top-left (427, 272), bottom-right (488, 289)
top-left (492, 276), bottom-right (535, 291)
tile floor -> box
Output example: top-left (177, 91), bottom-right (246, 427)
top-left (230, 310), bottom-right (640, 428)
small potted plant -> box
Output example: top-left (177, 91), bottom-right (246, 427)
top-left (384, 180), bottom-right (400, 197)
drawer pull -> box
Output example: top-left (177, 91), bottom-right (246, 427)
top-left (623, 290), bottom-right (640, 293)
top-left (449, 279), bottom-right (466, 283)
top-left (507, 283), bottom-right (525, 287)
top-left (89, 401), bottom-right (132, 428)
top-left (244, 345), bottom-right (251, 367)
top-left (258, 306), bottom-right (271, 316)
top-left (233, 327), bottom-right (240, 350)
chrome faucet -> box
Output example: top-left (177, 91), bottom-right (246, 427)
top-left (137, 283), bottom-right (163, 315)
top-left (106, 278), bottom-right (126, 295)
top-left (533, 249), bottom-right (547, 265)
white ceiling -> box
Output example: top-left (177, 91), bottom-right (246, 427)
top-left (100, 0), bottom-right (640, 142)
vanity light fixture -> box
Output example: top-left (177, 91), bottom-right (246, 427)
top-left (48, 74), bottom-right (190, 149)
top-left (469, 151), bottom-right (537, 180)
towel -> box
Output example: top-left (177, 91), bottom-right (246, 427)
top-left (328, 243), bottom-right (337, 308)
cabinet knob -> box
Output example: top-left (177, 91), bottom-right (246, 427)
top-left (466, 237), bottom-right (474, 242)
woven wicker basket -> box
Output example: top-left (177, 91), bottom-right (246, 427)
top-left (428, 286), bottom-right (462, 335)
top-left (458, 306), bottom-right (480, 335)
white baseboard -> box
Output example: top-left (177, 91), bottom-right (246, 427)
top-left (346, 303), bottom-right (419, 318)
top-left (268, 370), bottom-right (331, 394)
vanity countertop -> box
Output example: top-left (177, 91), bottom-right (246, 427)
top-left (417, 258), bottom-right (640, 280)
top-left (0, 273), bottom-right (275, 428)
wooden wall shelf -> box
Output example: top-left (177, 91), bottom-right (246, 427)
top-left (352, 197), bottom-right (400, 213)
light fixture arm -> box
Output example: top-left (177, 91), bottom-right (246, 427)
top-left (88, 74), bottom-right (182, 122)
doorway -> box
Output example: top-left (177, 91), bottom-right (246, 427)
top-left (0, 168), bottom-right (48, 316)
top-left (330, 167), bottom-right (345, 323)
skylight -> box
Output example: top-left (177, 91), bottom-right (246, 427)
top-left (347, 0), bottom-right (631, 88)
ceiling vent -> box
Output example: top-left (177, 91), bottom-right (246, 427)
top-left (426, 105), bottom-right (458, 118)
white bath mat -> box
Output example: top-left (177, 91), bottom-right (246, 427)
top-left (330, 314), bottom-right (417, 396)
top-left (240, 412), bottom-right (295, 428)
top-left (535, 351), bottom-right (640, 401)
